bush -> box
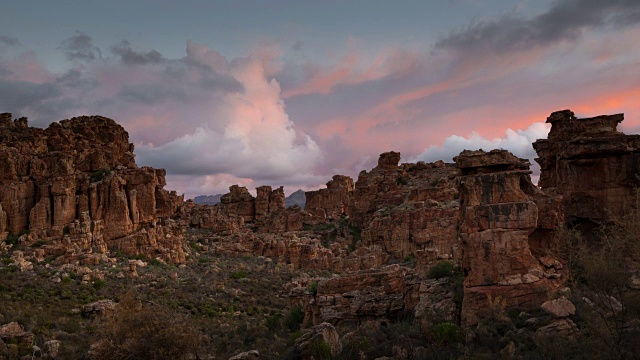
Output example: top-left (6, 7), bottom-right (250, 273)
top-left (265, 313), bottom-right (282, 331)
top-left (434, 322), bottom-right (462, 344)
top-left (428, 261), bottom-right (454, 279)
top-left (5, 233), bottom-right (19, 247)
top-left (91, 292), bottom-right (202, 360)
top-left (90, 169), bottom-right (110, 183)
top-left (308, 282), bottom-right (318, 296)
top-left (230, 271), bottom-right (247, 280)
top-left (284, 307), bottom-right (305, 332)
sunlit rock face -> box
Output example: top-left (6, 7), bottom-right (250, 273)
top-left (533, 109), bottom-right (640, 225)
top-left (0, 113), bottom-right (185, 264)
top-left (455, 149), bottom-right (565, 326)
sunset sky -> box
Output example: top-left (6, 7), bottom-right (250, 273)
top-left (2, 0), bottom-right (640, 198)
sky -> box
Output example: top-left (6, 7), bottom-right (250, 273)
top-left (2, 0), bottom-right (640, 198)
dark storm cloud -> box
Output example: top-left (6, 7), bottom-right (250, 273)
top-left (59, 32), bottom-right (102, 61)
top-left (0, 36), bottom-right (20, 46)
top-left (0, 81), bottom-right (59, 110)
top-left (110, 40), bottom-right (165, 65)
top-left (436, 0), bottom-right (640, 53)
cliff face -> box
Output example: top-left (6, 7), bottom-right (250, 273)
top-left (455, 149), bottom-right (565, 326)
top-left (355, 154), bottom-right (460, 266)
top-left (533, 110), bottom-right (640, 225)
top-left (305, 175), bottom-right (354, 220)
top-left (0, 113), bottom-right (185, 263)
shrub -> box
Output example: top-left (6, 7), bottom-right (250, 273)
top-left (284, 307), bottom-right (305, 332)
top-left (403, 252), bottom-right (416, 263)
top-left (309, 339), bottom-right (332, 360)
top-left (91, 292), bottom-right (202, 360)
top-left (308, 282), bottom-right (318, 296)
top-left (265, 313), bottom-right (282, 331)
top-left (434, 322), bottom-right (462, 344)
top-left (5, 233), bottom-right (19, 247)
top-left (230, 271), bottom-right (247, 280)
top-left (428, 261), bottom-right (454, 279)
top-left (90, 169), bottom-right (110, 183)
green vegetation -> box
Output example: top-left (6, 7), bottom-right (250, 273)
top-left (284, 306), bottom-right (305, 331)
top-left (230, 270), bottom-right (247, 279)
top-left (428, 261), bottom-right (455, 279)
top-left (89, 168), bottom-right (110, 183)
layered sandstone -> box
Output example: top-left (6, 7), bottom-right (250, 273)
top-left (0, 113), bottom-right (185, 263)
top-left (533, 109), bottom-right (640, 224)
top-left (305, 175), bottom-right (354, 219)
top-left (218, 185), bottom-right (286, 223)
top-left (352, 152), bottom-right (460, 264)
top-left (455, 149), bottom-right (565, 326)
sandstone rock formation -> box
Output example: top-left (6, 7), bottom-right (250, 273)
top-left (353, 152), bottom-right (460, 265)
top-left (455, 149), bottom-right (565, 326)
top-left (293, 322), bottom-right (342, 359)
top-left (217, 185), bottom-right (286, 222)
top-left (533, 109), bottom-right (640, 225)
top-left (291, 264), bottom-right (408, 328)
top-left (305, 175), bottom-right (354, 219)
top-left (0, 113), bottom-right (185, 263)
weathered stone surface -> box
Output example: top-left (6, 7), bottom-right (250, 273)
top-left (216, 185), bottom-right (287, 224)
top-left (412, 277), bottom-right (457, 324)
top-left (456, 149), bottom-right (565, 326)
top-left (533, 110), bottom-right (640, 224)
top-left (535, 318), bottom-right (579, 338)
top-left (228, 349), bottom-right (259, 360)
top-left (81, 299), bottom-right (117, 318)
top-left (305, 175), bottom-right (354, 219)
top-left (541, 297), bottom-right (576, 318)
top-left (292, 265), bottom-right (407, 327)
top-left (294, 322), bottom-right (342, 359)
top-left (0, 114), bottom-right (185, 263)
top-left (0, 322), bottom-right (34, 345)
top-left (43, 340), bottom-right (61, 359)
top-left (347, 152), bottom-right (460, 263)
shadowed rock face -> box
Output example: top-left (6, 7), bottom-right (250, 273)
top-left (455, 149), bottom-right (566, 326)
top-left (533, 109), bottom-right (640, 225)
top-left (0, 113), bottom-right (185, 263)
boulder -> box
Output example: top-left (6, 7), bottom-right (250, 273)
top-left (541, 297), bottom-right (576, 318)
top-left (294, 322), bottom-right (342, 359)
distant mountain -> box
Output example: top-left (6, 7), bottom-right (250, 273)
top-left (193, 194), bottom-right (223, 205)
top-left (285, 189), bottom-right (306, 208)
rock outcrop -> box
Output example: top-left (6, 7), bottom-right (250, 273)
top-left (217, 185), bottom-right (287, 222)
top-left (352, 152), bottom-right (460, 265)
top-left (291, 264), bottom-right (408, 328)
top-left (533, 109), bottom-right (640, 225)
top-left (305, 175), bottom-right (354, 219)
top-left (455, 149), bottom-right (565, 326)
top-left (0, 113), bottom-right (185, 263)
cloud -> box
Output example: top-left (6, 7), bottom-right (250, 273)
top-left (292, 40), bottom-right (304, 51)
top-left (436, 0), bottom-right (640, 54)
top-left (413, 122), bottom-right (551, 164)
top-left (59, 31), bottom-right (102, 61)
top-left (136, 44), bottom-right (323, 185)
top-left (110, 40), bottom-right (165, 65)
top-left (0, 36), bottom-right (20, 46)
